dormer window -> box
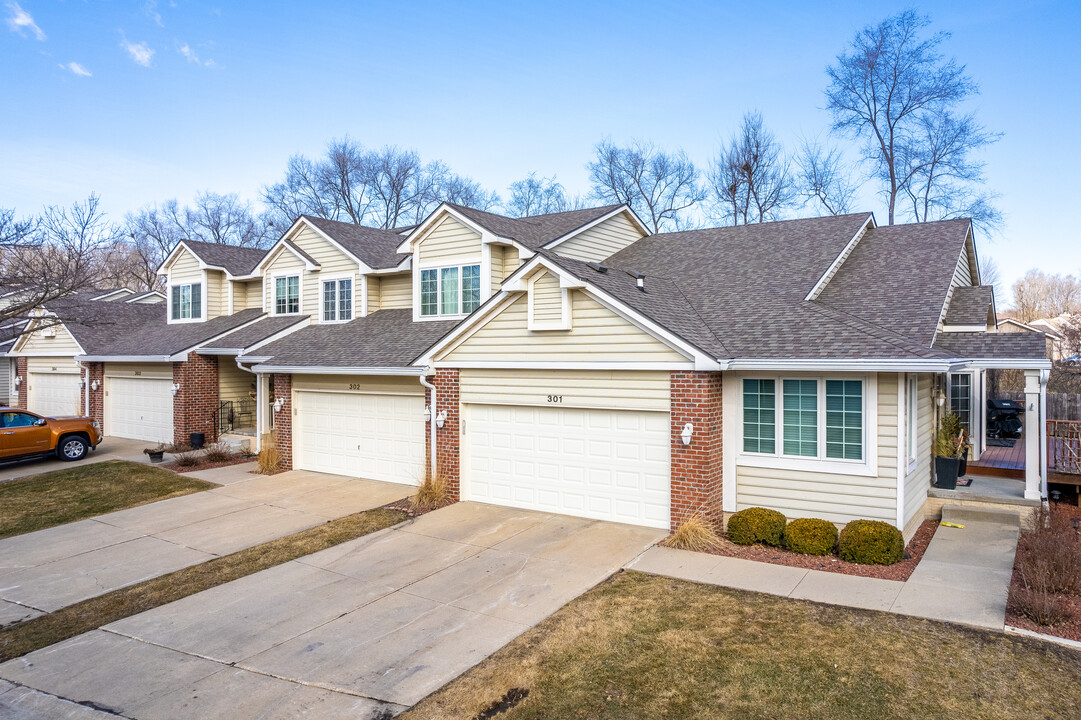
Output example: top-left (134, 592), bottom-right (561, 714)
top-left (274, 275), bottom-right (300, 315)
top-left (170, 283), bottom-right (202, 321)
top-left (321, 277), bottom-right (353, 322)
top-left (420, 264), bottom-right (480, 317)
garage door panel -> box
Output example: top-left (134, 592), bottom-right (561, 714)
top-left (106, 377), bottom-right (173, 443)
top-left (294, 391), bottom-right (424, 486)
top-left (465, 404), bottom-right (670, 529)
top-left (28, 372), bottom-right (81, 417)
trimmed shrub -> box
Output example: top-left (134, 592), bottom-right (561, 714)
top-left (838, 519), bottom-right (904, 565)
top-left (203, 442), bottom-right (236, 463)
top-left (726, 507), bottom-right (786, 547)
top-left (662, 513), bottom-right (721, 552)
top-left (785, 518), bottom-right (839, 556)
top-left (173, 450), bottom-right (200, 468)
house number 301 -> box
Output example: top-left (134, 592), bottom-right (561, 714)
top-left (547, 395), bottom-right (563, 403)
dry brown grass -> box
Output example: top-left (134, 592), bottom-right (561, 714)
top-left (1010, 505), bottom-right (1081, 625)
top-left (0, 507), bottom-right (406, 662)
top-left (257, 434), bottom-right (282, 475)
top-left (0, 461), bottom-right (213, 539)
top-left (412, 471), bottom-right (449, 512)
top-left (203, 442), bottom-right (237, 463)
top-left (403, 571), bottom-right (1081, 720)
top-left (172, 450), bottom-right (200, 468)
top-left (661, 513), bottom-right (721, 552)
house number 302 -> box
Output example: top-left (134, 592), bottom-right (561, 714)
top-left (547, 395), bottom-right (563, 403)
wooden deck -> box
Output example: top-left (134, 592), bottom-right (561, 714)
top-left (968, 433), bottom-right (1025, 479)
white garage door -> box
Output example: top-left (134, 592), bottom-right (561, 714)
top-left (28, 372), bottom-right (81, 417)
top-left (294, 391), bottom-right (425, 485)
top-left (464, 404), bottom-right (671, 528)
top-left (106, 377), bottom-right (174, 443)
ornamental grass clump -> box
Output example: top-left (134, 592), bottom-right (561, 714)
top-left (838, 519), bottom-right (904, 565)
top-left (785, 518), bottom-right (839, 556)
top-left (662, 513), bottom-right (721, 552)
top-left (412, 470), bottom-right (449, 512)
top-left (257, 434), bottom-right (282, 475)
top-left (726, 507), bottom-right (786, 547)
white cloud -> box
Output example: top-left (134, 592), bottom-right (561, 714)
top-left (144, 0), bottom-right (163, 27)
top-left (63, 61), bottom-right (91, 77)
top-left (177, 42), bottom-right (216, 68)
top-left (5, 2), bottom-right (45, 41)
top-left (120, 35), bottom-right (154, 67)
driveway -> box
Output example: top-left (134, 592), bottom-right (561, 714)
top-left (0, 436), bottom-right (149, 483)
top-left (0, 468), bottom-right (409, 625)
top-left (0, 503), bottom-right (665, 718)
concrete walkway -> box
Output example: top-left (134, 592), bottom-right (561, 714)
top-left (0, 437), bottom-right (150, 483)
top-left (0, 467), bottom-right (409, 624)
top-left (0, 503), bottom-right (665, 719)
top-left (627, 504), bottom-right (1021, 631)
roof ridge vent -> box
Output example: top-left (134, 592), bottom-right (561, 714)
top-left (587, 261), bottom-right (608, 273)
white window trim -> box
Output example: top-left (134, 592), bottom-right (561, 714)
top-left (737, 373), bottom-right (879, 478)
top-left (526, 272), bottom-right (572, 331)
top-left (319, 274), bottom-right (355, 324)
top-left (417, 262), bottom-right (482, 320)
top-left (167, 277), bottom-right (206, 324)
top-left (271, 272), bottom-right (303, 317)
top-left (906, 374), bottom-right (919, 474)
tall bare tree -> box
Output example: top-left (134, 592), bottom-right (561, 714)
top-left (706, 113), bottom-right (796, 225)
top-left (504, 174), bottom-right (570, 217)
top-left (587, 140), bottom-right (703, 232)
top-left (795, 139), bottom-right (859, 216)
top-left (1011, 270), bottom-right (1081, 322)
top-left (825, 11), bottom-right (994, 227)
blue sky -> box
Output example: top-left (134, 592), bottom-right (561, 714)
top-left (2, 0), bottom-right (1078, 303)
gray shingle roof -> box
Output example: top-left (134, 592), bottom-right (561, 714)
top-left (246, 309), bottom-right (458, 368)
top-left (181, 240), bottom-right (267, 276)
top-left (301, 216), bottom-right (408, 270)
top-left (943, 285), bottom-right (994, 327)
top-left (934, 331), bottom-right (1048, 360)
top-left (446, 203), bottom-right (624, 250)
top-left (200, 315), bottom-right (309, 351)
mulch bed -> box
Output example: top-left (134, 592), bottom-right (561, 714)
top-left (1006, 502), bottom-right (1081, 642)
top-left (161, 455), bottom-right (256, 474)
top-left (383, 496), bottom-right (454, 518)
top-left (695, 518), bottom-right (938, 582)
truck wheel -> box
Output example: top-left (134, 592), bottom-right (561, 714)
top-left (58, 436), bottom-right (88, 461)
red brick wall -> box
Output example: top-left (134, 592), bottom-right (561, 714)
top-left (433, 368), bottom-right (460, 500)
top-left (80, 362), bottom-right (104, 425)
top-left (273, 373), bottom-right (293, 470)
top-left (669, 371), bottom-right (724, 530)
top-left (15, 357), bottom-right (27, 409)
top-left (172, 354), bottom-right (219, 446)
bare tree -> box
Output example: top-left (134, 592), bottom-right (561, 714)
top-left (825, 10), bottom-right (993, 226)
top-left (980, 255), bottom-right (1003, 305)
top-left (417, 164), bottom-right (499, 222)
top-left (795, 139), bottom-right (859, 216)
top-left (706, 113), bottom-right (796, 225)
top-left (504, 174), bottom-right (569, 217)
top-left (261, 154), bottom-right (339, 228)
top-left (587, 140), bottom-right (703, 232)
top-left (1011, 269), bottom-right (1081, 322)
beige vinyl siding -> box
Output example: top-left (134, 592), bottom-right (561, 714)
top-left (27, 357), bottom-right (81, 374)
top-left (460, 369), bottom-right (669, 412)
top-left (490, 245), bottom-right (504, 293)
top-left (440, 291), bottom-right (690, 364)
top-left (293, 226), bottom-right (359, 320)
top-left (0, 359), bottom-right (9, 404)
top-left (950, 245), bottom-right (973, 290)
top-left (231, 280), bottom-right (254, 311)
top-left (246, 281), bottom-right (262, 311)
top-left (503, 245), bottom-right (520, 278)
top-left (292, 374), bottom-right (422, 395)
top-left (552, 211), bottom-right (645, 263)
top-left (379, 273), bottom-right (412, 310)
top-left (20, 323), bottom-right (82, 358)
top-left (129, 293), bottom-right (164, 304)
top-left (366, 276), bottom-right (381, 313)
top-left (263, 249), bottom-right (306, 313)
top-left (103, 362), bottom-right (171, 379)
top-left (218, 360), bottom-right (255, 408)
top-left (903, 374), bottom-right (935, 528)
top-left (206, 271), bottom-right (226, 319)
top-left (416, 215), bottom-right (482, 265)
top-left (735, 373), bottom-right (898, 527)
top-left (167, 247), bottom-right (202, 286)
top-left (531, 272), bottom-right (564, 325)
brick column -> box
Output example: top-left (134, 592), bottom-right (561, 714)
top-left (669, 371), bottom-right (724, 531)
top-left (432, 368), bottom-right (460, 500)
top-left (273, 373), bottom-right (293, 470)
top-left (172, 354), bottom-right (219, 446)
top-left (80, 362), bottom-right (104, 426)
top-left (15, 357), bottom-right (27, 409)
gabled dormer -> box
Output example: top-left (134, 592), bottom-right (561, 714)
top-left (158, 240), bottom-right (265, 324)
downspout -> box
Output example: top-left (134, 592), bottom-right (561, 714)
top-left (235, 356), bottom-right (258, 453)
top-left (82, 362), bottom-right (90, 417)
top-left (419, 368), bottom-right (437, 480)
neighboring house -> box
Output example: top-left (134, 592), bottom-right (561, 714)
top-left (12, 205), bottom-right (1049, 541)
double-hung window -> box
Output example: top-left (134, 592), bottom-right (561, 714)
top-left (420, 264), bottom-right (481, 317)
top-left (170, 283), bottom-right (202, 321)
top-left (906, 375), bottom-right (919, 470)
top-left (321, 278), bottom-right (353, 322)
top-left (742, 376), bottom-right (867, 467)
top-left (274, 275), bottom-right (300, 315)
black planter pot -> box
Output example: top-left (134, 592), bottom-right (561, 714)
top-left (935, 456), bottom-right (961, 489)
top-left (147, 451), bottom-right (164, 464)
top-left (190, 433), bottom-right (206, 450)
top-left (959, 448), bottom-right (969, 478)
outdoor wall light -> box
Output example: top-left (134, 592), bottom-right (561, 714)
top-left (13, 375), bottom-right (21, 387)
top-left (936, 391), bottom-right (946, 407)
top-left (681, 422), bottom-right (694, 446)
top-left (436, 410), bottom-right (448, 429)
top-left (424, 405), bottom-right (432, 423)
top-left (170, 383), bottom-right (180, 397)
top-left (273, 397), bottom-right (286, 413)
top-left (90, 380), bottom-right (100, 391)
top-left (79, 379), bottom-right (86, 389)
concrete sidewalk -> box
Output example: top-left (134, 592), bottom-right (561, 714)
top-left (0, 467), bottom-right (409, 623)
top-left (627, 505), bottom-right (1021, 631)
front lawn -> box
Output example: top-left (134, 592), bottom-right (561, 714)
top-left (405, 571), bottom-right (1081, 720)
top-left (0, 460), bottom-right (214, 539)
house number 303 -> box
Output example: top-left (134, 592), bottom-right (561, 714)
top-left (547, 395), bottom-right (563, 403)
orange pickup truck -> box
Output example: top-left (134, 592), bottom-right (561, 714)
top-left (0, 408), bottom-right (102, 463)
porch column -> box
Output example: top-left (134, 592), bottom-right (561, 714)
top-left (1024, 369), bottom-right (1045, 501)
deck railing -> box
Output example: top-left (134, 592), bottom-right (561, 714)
top-left (1049, 420), bottom-right (1081, 475)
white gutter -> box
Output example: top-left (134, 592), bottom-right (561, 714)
top-left (418, 368), bottom-right (437, 480)
top-left (951, 359), bottom-right (1053, 371)
top-left (249, 365), bottom-right (427, 376)
top-left (77, 354), bottom-right (172, 363)
top-left (726, 358), bottom-right (955, 373)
